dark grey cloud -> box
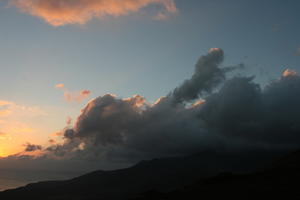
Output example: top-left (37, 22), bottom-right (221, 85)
top-left (13, 49), bottom-right (300, 169)
top-left (260, 73), bottom-right (300, 146)
top-left (171, 48), bottom-right (225, 103)
top-left (24, 143), bottom-right (42, 152)
top-left (7, 48), bottom-right (300, 189)
top-left (199, 73), bottom-right (300, 149)
top-left (48, 94), bottom-right (211, 162)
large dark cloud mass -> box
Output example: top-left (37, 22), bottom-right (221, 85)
top-left (42, 48), bottom-right (300, 166)
top-left (171, 48), bottom-right (225, 103)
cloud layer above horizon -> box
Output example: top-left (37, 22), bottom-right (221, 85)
top-left (39, 49), bottom-right (300, 165)
top-left (10, 0), bottom-right (177, 26)
top-left (1, 48), bottom-right (300, 172)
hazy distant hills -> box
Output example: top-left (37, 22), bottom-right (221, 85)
top-left (0, 169), bottom-right (82, 191)
top-left (0, 151), bottom-right (287, 200)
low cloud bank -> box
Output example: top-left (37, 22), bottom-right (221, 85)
top-left (42, 49), bottom-right (300, 166)
top-left (1, 48), bottom-right (299, 172)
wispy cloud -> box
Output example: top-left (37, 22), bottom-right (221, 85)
top-left (0, 100), bottom-right (46, 118)
top-left (55, 84), bottom-right (91, 103)
top-left (10, 0), bottom-right (177, 26)
top-left (295, 47), bottom-right (300, 56)
top-left (55, 83), bottom-right (65, 89)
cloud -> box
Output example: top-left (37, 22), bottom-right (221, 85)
top-left (282, 69), bottom-right (297, 77)
top-left (10, 0), bottom-right (177, 26)
top-left (0, 101), bottom-right (14, 117)
top-left (2, 48), bottom-right (300, 173)
top-left (55, 84), bottom-right (91, 103)
top-left (24, 143), bottom-right (42, 152)
top-left (42, 49), bottom-right (300, 165)
top-left (64, 90), bottom-right (91, 103)
top-left (170, 48), bottom-right (226, 103)
top-left (0, 100), bottom-right (46, 118)
top-left (66, 116), bottom-right (72, 125)
top-left (55, 83), bottom-right (65, 88)
top-left (48, 139), bottom-right (55, 144)
top-left (46, 50), bottom-right (233, 160)
top-left (198, 72), bottom-right (300, 150)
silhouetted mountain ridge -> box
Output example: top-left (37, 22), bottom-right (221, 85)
top-left (0, 151), bottom-right (286, 200)
top-left (134, 150), bottom-right (300, 200)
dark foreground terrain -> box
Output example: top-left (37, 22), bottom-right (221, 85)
top-left (0, 151), bottom-right (293, 200)
top-left (135, 150), bottom-right (300, 200)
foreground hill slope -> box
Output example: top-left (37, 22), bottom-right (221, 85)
top-left (0, 152), bottom-right (276, 200)
top-left (135, 150), bottom-right (300, 200)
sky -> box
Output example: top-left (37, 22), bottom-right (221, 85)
top-left (0, 0), bottom-right (300, 188)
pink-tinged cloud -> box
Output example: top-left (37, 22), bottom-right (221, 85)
top-left (55, 83), bottom-right (65, 88)
top-left (11, 0), bottom-right (177, 26)
top-left (55, 84), bottom-right (91, 103)
top-left (66, 116), bottom-right (72, 125)
top-left (282, 69), bottom-right (297, 77)
top-left (64, 90), bottom-right (91, 103)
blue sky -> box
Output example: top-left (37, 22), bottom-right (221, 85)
top-left (0, 0), bottom-right (300, 155)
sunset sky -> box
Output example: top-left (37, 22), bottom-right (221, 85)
top-left (0, 0), bottom-right (300, 162)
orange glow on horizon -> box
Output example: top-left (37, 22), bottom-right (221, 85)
top-left (0, 99), bottom-right (73, 158)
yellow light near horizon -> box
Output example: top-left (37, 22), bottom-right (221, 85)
top-left (0, 147), bottom-right (13, 158)
top-left (0, 99), bottom-right (77, 158)
top-left (0, 152), bottom-right (8, 158)
top-left (0, 148), bottom-right (4, 157)
top-left (0, 135), bottom-right (38, 157)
